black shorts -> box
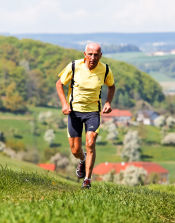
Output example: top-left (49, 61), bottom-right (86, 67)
top-left (68, 111), bottom-right (100, 137)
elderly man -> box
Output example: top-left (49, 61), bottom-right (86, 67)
top-left (56, 42), bottom-right (115, 188)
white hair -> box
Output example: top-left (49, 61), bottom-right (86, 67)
top-left (84, 42), bottom-right (102, 52)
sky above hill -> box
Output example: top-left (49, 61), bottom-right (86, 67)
top-left (0, 0), bottom-right (175, 33)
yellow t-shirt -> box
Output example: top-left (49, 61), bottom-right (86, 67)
top-left (58, 59), bottom-right (114, 112)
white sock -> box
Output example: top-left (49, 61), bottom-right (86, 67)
top-left (84, 177), bottom-right (91, 181)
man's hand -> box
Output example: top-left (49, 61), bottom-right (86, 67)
top-left (102, 102), bottom-right (112, 113)
top-left (62, 103), bottom-right (71, 115)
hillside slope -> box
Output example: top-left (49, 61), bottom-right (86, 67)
top-left (0, 36), bottom-right (164, 112)
top-left (0, 156), bottom-right (175, 223)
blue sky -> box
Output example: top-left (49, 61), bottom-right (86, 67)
top-left (0, 0), bottom-right (175, 33)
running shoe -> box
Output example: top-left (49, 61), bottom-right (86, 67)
top-left (82, 179), bottom-right (91, 189)
top-left (76, 153), bottom-right (86, 178)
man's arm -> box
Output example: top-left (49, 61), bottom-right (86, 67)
top-left (102, 84), bottom-right (115, 113)
top-left (56, 79), bottom-right (71, 115)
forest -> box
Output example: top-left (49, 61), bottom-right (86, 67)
top-left (0, 36), bottom-right (165, 113)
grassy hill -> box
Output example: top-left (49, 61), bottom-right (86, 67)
top-left (1, 155), bottom-right (175, 223)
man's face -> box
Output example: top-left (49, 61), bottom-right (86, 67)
top-left (84, 45), bottom-right (102, 70)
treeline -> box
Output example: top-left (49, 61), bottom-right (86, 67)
top-left (0, 36), bottom-right (164, 112)
top-left (101, 44), bottom-right (140, 54)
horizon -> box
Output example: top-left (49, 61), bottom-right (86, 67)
top-left (2, 31), bottom-right (175, 35)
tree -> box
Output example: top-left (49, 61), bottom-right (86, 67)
top-left (114, 165), bottom-right (147, 186)
top-left (50, 153), bottom-right (69, 170)
top-left (2, 82), bottom-right (27, 112)
top-left (122, 130), bottom-right (141, 162)
top-left (166, 116), bottom-right (175, 129)
top-left (154, 116), bottom-right (166, 128)
top-left (44, 129), bottom-right (55, 146)
top-left (162, 133), bottom-right (175, 145)
top-left (104, 120), bottom-right (118, 141)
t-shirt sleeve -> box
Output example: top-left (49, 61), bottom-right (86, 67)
top-left (105, 67), bottom-right (115, 86)
top-left (58, 62), bottom-right (72, 85)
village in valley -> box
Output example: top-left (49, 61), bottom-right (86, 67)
top-left (35, 105), bottom-right (175, 186)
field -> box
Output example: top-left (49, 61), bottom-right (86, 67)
top-left (1, 156), bottom-right (175, 223)
top-left (1, 107), bottom-right (175, 222)
top-left (1, 106), bottom-right (175, 183)
top-left (104, 52), bottom-right (175, 83)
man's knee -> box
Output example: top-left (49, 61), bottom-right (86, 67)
top-left (86, 139), bottom-right (95, 149)
top-left (69, 137), bottom-right (82, 156)
top-left (70, 144), bottom-right (82, 157)
top-left (86, 132), bottom-right (97, 149)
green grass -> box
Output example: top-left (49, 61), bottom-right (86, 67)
top-left (1, 148), bottom-right (175, 222)
top-left (1, 163), bottom-right (175, 223)
top-left (142, 145), bottom-right (175, 162)
top-left (0, 107), bottom-right (70, 158)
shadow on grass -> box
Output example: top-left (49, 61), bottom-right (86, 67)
top-left (96, 141), bottom-right (107, 145)
top-left (50, 143), bottom-right (61, 147)
top-left (141, 154), bottom-right (153, 161)
top-left (14, 134), bottom-right (23, 139)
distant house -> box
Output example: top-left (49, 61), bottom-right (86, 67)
top-left (93, 162), bottom-right (168, 184)
top-left (38, 163), bottom-right (55, 171)
top-left (152, 51), bottom-right (166, 56)
top-left (102, 108), bottom-right (132, 125)
top-left (136, 110), bottom-right (159, 125)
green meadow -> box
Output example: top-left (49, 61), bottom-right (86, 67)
top-left (0, 155), bottom-right (175, 223)
top-left (1, 107), bottom-right (175, 222)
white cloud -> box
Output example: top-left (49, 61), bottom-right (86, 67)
top-left (0, 0), bottom-right (175, 33)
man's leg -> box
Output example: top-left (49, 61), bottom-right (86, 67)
top-left (68, 136), bottom-right (86, 178)
top-left (68, 137), bottom-right (84, 160)
top-left (85, 131), bottom-right (98, 179)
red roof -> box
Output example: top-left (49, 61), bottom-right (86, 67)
top-left (93, 162), bottom-right (168, 175)
top-left (102, 109), bottom-right (132, 118)
top-left (38, 163), bottom-right (55, 171)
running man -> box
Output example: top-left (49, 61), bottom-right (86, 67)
top-left (56, 42), bottom-right (115, 188)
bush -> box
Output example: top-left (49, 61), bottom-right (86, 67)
top-left (22, 150), bottom-right (40, 164)
top-left (6, 140), bottom-right (26, 152)
top-left (44, 147), bottom-right (60, 161)
top-left (0, 131), bottom-right (5, 142)
top-left (162, 133), bottom-right (175, 145)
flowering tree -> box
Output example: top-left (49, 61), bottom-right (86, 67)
top-left (154, 115), bottom-right (166, 128)
top-left (114, 165), bottom-right (147, 186)
top-left (122, 130), bottom-right (141, 162)
top-left (162, 133), bottom-right (175, 145)
top-left (44, 129), bottom-right (55, 146)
